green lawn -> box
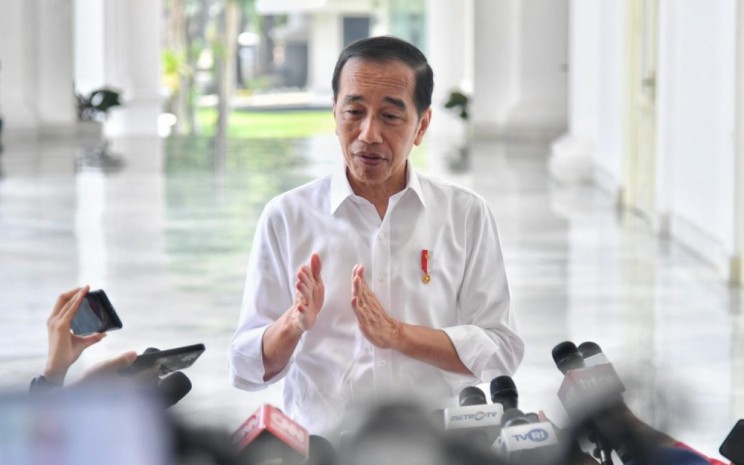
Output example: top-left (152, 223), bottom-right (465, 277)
top-left (196, 108), bottom-right (336, 138)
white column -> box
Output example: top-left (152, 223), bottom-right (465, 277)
top-left (307, 12), bottom-right (339, 102)
top-left (103, 0), bottom-right (162, 138)
top-left (506, 0), bottom-right (569, 137)
top-left (37, 0), bottom-right (76, 132)
top-left (548, 0), bottom-right (600, 183)
top-left (74, 0), bottom-right (106, 95)
top-left (471, 0), bottom-right (520, 139)
top-left (0, 0), bottom-right (39, 134)
top-left (425, 0), bottom-right (471, 142)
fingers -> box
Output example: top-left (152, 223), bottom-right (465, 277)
top-left (310, 253), bottom-right (322, 281)
top-left (51, 287), bottom-right (83, 318)
top-left (93, 350), bottom-right (137, 372)
top-left (60, 286), bottom-right (90, 322)
top-left (77, 331), bottom-right (107, 349)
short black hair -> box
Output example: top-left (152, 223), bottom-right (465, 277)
top-left (332, 36), bottom-right (434, 116)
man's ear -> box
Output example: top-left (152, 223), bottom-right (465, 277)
top-left (414, 108), bottom-right (432, 146)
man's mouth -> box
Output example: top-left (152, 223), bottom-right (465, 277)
top-left (355, 152), bottom-right (385, 162)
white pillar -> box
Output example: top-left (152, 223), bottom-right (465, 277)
top-left (74, 0), bottom-right (106, 95)
top-left (0, 0), bottom-right (76, 136)
top-left (505, 0), bottom-right (568, 137)
top-left (0, 0), bottom-right (39, 134)
top-left (308, 12), bottom-right (339, 102)
top-left (37, 0), bottom-right (76, 132)
top-left (548, 0), bottom-right (599, 183)
top-left (103, 0), bottom-right (162, 138)
top-left (425, 0), bottom-right (471, 142)
top-left (471, 0), bottom-right (520, 139)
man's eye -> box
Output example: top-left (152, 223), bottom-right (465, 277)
top-left (383, 114), bottom-right (401, 121)
top-left (345, 109), bottom-right (362, 116)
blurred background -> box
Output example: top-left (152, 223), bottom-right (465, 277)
top-left (0, 0), bottom-right (743, 461)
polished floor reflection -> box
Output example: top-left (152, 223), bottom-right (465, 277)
top-left (0, 133), bottom-right (741, 458)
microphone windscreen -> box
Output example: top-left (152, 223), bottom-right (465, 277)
top-left (157, 371), bottom-right (192, 408)
top-left (490, 375), bottom-right (518, 410)
top-left (458, 386), bottom-right (487, 406)
top-left (306, 435), bottom-right (336, 465)
top-left (577, 341), bottom-right (603, 359)
top-left (551, 341), bottom-right (585, 374)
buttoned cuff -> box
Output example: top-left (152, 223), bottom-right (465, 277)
top-left (228, 326), bottom-right (294, 390)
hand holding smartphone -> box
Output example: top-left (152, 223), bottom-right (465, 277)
top-left (118, 344), bottom-right (206, 377)
top-left (70, 289), bottom-right (123, 335)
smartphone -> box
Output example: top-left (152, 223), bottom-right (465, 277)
top-left (119, 343), bottom-right (206, 377)
top-left (720, 419), bottom-right (744, 464)
top-left (70, 289), bottom-right (123, 335)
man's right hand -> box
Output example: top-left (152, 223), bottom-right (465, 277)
top-left (262, 253), bottom-right (324, 381)
top-left (290, 253), bottom-right (324, 332)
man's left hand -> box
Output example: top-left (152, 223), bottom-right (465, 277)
top-left (351, 264), bottom-right (401, 349)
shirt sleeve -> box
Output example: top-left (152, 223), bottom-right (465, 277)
top-left (228, 201), bottom-right (295, 390)
top-left (440, 196), bottom-right (524, 385)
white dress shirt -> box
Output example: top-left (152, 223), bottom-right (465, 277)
top-left (228, 160), bottom-right (524, 435)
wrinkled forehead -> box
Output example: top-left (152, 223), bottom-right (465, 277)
top-left (337, 57), bottom-right (416, 103)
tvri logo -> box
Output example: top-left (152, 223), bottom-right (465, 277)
top-left (511, 428), bottom-right (550, 442)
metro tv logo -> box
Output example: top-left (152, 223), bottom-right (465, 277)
top-left (511, 428), bottom-right (550, 442)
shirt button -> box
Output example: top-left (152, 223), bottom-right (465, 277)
top-left (378, 233), bottom-right (385, 241)
top-left (378, 276), bottom-right (385, 283)
top-left (379, 360), bottom-right (386, 367)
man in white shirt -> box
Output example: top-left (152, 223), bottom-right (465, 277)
top-left (229, 36), bottom-right (524, 435)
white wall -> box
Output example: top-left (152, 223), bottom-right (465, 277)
top-left (659, 0), bottom-right (737, 277)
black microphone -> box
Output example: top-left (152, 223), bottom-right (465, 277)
top-left (458, 386), bottom-right (487, 406)
top-left (306, 434), bottom-right (336, 465)
top-left (577, 341), bottom-right (603, 359)
top-left (552, 341), bottom-right (615, 465)
top-left (552, 341), bottom-right (585, 374)
top-left (444, 386), bottom-right (504, 449)
top-left (157, 371), bottom-right (192, 408)
top-left (490, 375), bottom-right (518, 411)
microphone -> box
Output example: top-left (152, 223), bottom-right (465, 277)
top-left (490, 375), bottom-right (518, 411)
top-left (306, 434), bottom-right (336, 465)
top-left (497, 408), bottom-right (561, 465)
top-left (553, 341), bottom-right (625, 416)
top-left (233, 404), bottom-right (309, 465)
top-left (444, 386), bottom-right (504, 449)
top-left (459, 386), bottom-right (487, 406)
top-left (157, 371), bottom-right (192, 408)
top-left (552, 341), bottom-right (585, 374)
top-left (552, 341), bottom-right (622, 465)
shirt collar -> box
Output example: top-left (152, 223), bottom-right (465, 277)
top-left (329, 159), bottom-right (427, 214)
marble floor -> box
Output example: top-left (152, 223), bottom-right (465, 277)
top-left (0, 131), bottom-right (742, 460)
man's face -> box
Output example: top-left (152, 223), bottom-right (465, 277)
top-left (333, 58), bottom-right (431, 193)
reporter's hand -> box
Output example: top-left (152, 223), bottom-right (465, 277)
top-left (77, 350), bottom-right (138, 384)
top-left (44, 286), bottom-right (106, 384)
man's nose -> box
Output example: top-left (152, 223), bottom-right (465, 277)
top-left (358, 116), bottom-right (383, 144)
